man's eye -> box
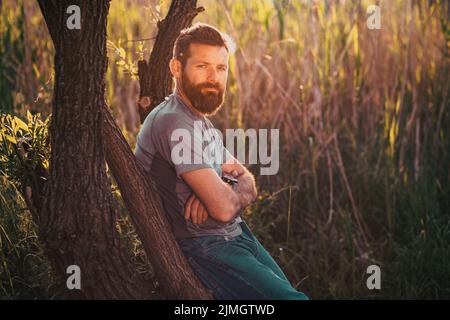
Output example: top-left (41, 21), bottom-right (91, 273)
top-left (197, 65), bottom-right (206, 68)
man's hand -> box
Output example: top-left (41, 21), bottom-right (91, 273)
top-left (184, 192), bottom-right (209, 224)
top-left (221, 161), bottom-right (257, 208)
top-left (221, 163), bottom-right (242, 178)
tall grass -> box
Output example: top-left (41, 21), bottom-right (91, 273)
top-left (0, 0), bottom-right (54, 117)
top-left (0, 176), bottom-right (57, 299)
top-left (201, 0), bottom-right (449, 298)
top-left (0, 0), bottom-right (448, 298)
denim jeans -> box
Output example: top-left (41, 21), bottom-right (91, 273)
top-left (177, 221), bottom-right (309, 300)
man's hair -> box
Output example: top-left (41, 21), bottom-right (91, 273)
top-left (173, 22), bottom-right (233, 67)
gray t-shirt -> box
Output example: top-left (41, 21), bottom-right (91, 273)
top-left (134, 92), bottom-right (242, 239)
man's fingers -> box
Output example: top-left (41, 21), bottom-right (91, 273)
top-left (198, 204), bottom-right (207, 224)
top-left (197, 204), bottom-right (204, 224)
top-left (185, 193), bottom-right (209, 225)
top-left (184, 194), bottom-right (193, 219)
top-left (191, 198), bottom-right (200, 224)
top-left (202, 206), bottom-right (209, 222)
top-left (221, 163), bottom-right (234, 174)
top-left (184, 193), bottom-right (195, 220)
top-left (222, 163), bottom-right (243, 176)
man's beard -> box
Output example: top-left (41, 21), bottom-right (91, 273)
top-left (181, 71), bottom-right (225, 116)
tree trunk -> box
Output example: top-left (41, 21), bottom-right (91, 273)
top-left (36, 0), bottom-right (213, 299)
top-left (37, 0), bottom-right (153, 299)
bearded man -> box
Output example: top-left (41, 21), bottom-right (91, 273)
top-left (134, 23), bottom-right (308, 300)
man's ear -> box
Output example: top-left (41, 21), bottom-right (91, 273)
top-left (169, 58), bottom-right (182, 78)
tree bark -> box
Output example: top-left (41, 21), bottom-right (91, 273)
top-left (37, 0), bottom-right (153, 299)
top-left (36, 0), bottom-right (213, 299)
top-left (137, 0), bottom-right (204, 121)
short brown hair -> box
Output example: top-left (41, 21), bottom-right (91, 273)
top-left (173, 23), bottom-right (231, 67)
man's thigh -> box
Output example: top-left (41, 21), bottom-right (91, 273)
top-left (240, 221), bottom-right (291, 282)
top-left (178, 233), bottom-right (308, 300)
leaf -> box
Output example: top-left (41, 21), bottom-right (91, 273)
top-left (5, 114), bottom-right (13, 124)
top-left (3, 134), bottom-right (17, 145)
top-left (44, 114), bottom-right (51, 126)
top-left (27, 110), bottom-right (33, 123)
top-left (14, 116), bottom-right (28, 132)
top-left (106, 40), bottom-right (115, 51)
top-left (116, 47), bottom-right (126, 59)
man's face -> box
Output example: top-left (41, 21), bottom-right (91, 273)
top-left (179, 43), bottom-right (229, 115)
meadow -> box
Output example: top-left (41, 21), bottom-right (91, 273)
top-left (0, 0), bottom-right (449, 299)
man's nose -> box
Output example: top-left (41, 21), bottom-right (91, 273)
top-left (206, 68), bottom-right (219, 83)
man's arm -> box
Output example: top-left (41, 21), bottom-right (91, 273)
top-left (181, 168), bottom-right (242, 224)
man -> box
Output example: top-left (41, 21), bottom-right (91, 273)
top-left (134, 23), bottom-right (308, 300)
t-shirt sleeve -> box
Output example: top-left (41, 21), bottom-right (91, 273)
top-left (152, 114), bottom-right (214, 177)
top-left (222, 144), bottom-right (235, 164)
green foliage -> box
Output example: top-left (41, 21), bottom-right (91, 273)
top-left (107, 40), bottom-right (147, 80)
top-left (0, 111), bottom-right (50, 189)
top-left (383, 171), bottom-right (450, 299)
top-left (0, 176), bottom-right (57, 299)
top-left (0, 2), bottom-right (25, 113)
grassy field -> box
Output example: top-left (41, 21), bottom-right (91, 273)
top-left (1, 0), bottom-right (449, 299)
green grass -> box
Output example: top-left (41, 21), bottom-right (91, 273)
top-left (0, 176), bottom-right (57, 299)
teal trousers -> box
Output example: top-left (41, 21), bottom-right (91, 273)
top-left (177, 221), bottom-right (309, 300)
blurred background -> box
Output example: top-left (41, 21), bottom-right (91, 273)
top-left (0, 0), bottom-right (449, 299)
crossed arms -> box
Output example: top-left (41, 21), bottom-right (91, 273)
top-left (181, 157), bottom-right (257, 224)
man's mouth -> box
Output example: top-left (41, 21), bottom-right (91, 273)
top-left (202, 87), bottom-right (219, 93)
